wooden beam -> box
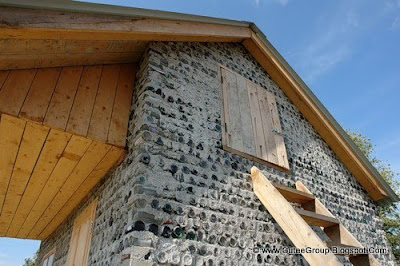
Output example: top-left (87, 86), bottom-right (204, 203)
top-left (250, 167), bottom-right (341, 266)
top-left (295, 181), bottom-right (381, 265)
top-left (244, 33), bottom-right (388, 201)
top-left (272, 182), bottom-right (315, 204)
top-left (295, 208), bottom-right (339, 228)
top-left (0, 7), bottom-right (251, 42)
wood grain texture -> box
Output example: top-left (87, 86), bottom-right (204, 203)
top-left (19, 67), bottom-right (61, 122)
top-left (0, 7), bottom-right (251, 41)
top-left (251, 167), bottom-right (341, 266)
top-left (108, 64), bottom-right (136, 147)
top-left (0, 69), bottom-right (37, 116)
top-left (0, 71), bottom-right (9, 89)
top-left (0, 115), bottom-right (26, 221)
top-left (19, 135), bottom-right (92, 238)
top-left (30, 141), bottom-right (110, 238)
top-left (266, 91), bottom-right (289, 169)
top-left (247, 81), bottom-right (265, 159)
top-left (65, 199), bottom-right (98, 266)
top-left (0, 122), bottom-right (49, 235)
top-left (44, 66), bottom-right (83, 130)
top-left (39, 147), bottom-right (124, 239)
top-left (221, 68), bottom-right (244, 152)
top-left (66, 65), bottom-right (102, 136)
top-left (8, 129), bottom-right (71, 238)
top-left (88, 64), bottom-right (120, 142)
top-left (257, 86), bottom-right (278, 165)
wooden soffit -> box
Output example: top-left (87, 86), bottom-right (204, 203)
top-left (0, 3), bottom-right (396, 202)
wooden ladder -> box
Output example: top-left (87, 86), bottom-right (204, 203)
top-left (251, 166), bottom-right (381, 266)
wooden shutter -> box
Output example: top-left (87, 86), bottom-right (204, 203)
top-left (66, 199), bottom-right (98, 266)
top-left (220, 66), bottom-right (289, 170)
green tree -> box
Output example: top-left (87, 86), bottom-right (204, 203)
top-left (347, 130), bottom-right (400, 262)
top-left (22, 250), bottom-right (38, 266)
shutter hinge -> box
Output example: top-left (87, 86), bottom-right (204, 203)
top-left (224, 123), bottom-right (228, 132)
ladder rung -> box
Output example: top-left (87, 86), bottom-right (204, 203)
top-left (273, 182), bottom-right (315, 204)
top-left (295, 208), bottom-right (339, 227)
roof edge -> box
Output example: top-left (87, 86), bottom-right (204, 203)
top-left (250, 24), bottom-right (399, 203)
top-left (0, 0), bottom-right (397, 202)
top-left (0, 0), bottom-right (251, 27)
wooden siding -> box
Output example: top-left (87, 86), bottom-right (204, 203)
top-left (220, 66), bottom-right (289, 170)
top-left (0, 114), bottom-right (125, 240)
top-left (0, 63), bottom-right (137, 147)
top-left (65, 199), bottom-right (98, 266)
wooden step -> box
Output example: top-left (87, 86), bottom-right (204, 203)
top-left (272, 182), bottom-right (315, 204)
top-left (295, 208), bottom-right (339, 228)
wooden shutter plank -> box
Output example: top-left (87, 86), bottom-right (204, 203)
top-left (247, 81), bottom-right (266, 159)
top-left (19, 135), bottom-right (92, 238)
top-left (0, 69), bottom-right (37, 116)
top-left (236, 74), bottom-right (256, 155)
top-left (88, 64), bottom-right (121, 142)
top-left (30, 141), bottom-right (110, 239)
top-left (221, 68), bottom-right (244, 151)
top-left (66, 65), bottom-right (102, 136)
top-left (8, 129), bottom-right (71, 238)
top-left (44, 66), bottom-right (83, 130)
top-left (257, 86), bottom-right (279, 165)
top-left (0, 115), bottom-right (26, 220)
top-left (20, 68), bottom-right (61, 122)
top-left (0, 122), bottom-right (49, 235)
top-left (266, 91), bottom-right (289, 169)
top-left (108, 64), bottom-right (136, 147)
top-left (39, 147), bottom-right (124, 239)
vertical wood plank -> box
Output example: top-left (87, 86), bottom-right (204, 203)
top-left (220, 68), bottom-right (244, 151)
top-left (66, 65), bottom-right (102, 136)
top-left (87, 64), bottom-right (121, 142)
top-left (8, 129), bottom-right (71, 238)
top-left (18, 135), bottom-right (92, 238)
top-left (0, 115), bottom-right (26, 221)
top-left (236, 74), bottom-right (256, 155)
top-left (30, 141), bottom-right (110, 238)
top-left (266, 91), bottom-right (289, 169)
top-left (108, 64), bottom-right (136, 147)
top-left (257, 86), bottom-right (279, 165)
top-left (0, 70), bottom-right (9, 90)
top-left (39, 147), bottom-right (124, 239)
top-left (247, 81), bottom-right (266, 159)
top-left (0, 122), bottom-right (49, 235)
top-left (0, 69), bottom-right (37, 116)
top-left (44, 66), bottom-right (83, 130)
top-left (65, 199), bottom-right (98, 266)
top-left (19, 67), bottom-right (61, 122)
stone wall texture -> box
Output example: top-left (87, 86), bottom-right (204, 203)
top-left (37, 41), bottom-right (395, 266)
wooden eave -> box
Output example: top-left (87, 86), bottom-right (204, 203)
top-left (0, 1), bottom-right (397, 204)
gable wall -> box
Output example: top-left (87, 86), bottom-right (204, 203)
top-left (37, 42), bottom-right (395, 265)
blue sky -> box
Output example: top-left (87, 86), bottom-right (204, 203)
top-left (1, 0), bottom-right (400, 265)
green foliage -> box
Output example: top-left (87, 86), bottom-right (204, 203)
top-left (23, 250), bottom-right (38, 266)
top-left (347, 130), bottom-right (400, 262)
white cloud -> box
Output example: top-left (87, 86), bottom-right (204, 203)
top-left (289, 10), bottom-right (359, 82)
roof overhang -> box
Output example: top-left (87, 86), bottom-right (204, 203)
top-left (0, 0), bottom-right (397, 203)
